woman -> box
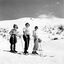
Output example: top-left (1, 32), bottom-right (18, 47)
top-left (23, 23), bottom-right (30, 54)
top-left (32, 26), bottom-right (39, 54)
top-left (9, 24), bottom-right (18, 53)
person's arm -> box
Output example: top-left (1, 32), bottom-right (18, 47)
top-left (23, 28), bottom-right (25, 34)
top-left (9, 29), bottom-right (13, 35)
top-left (33, 31), bottom-right (37, 38)
top-left (16, 31), bottom-right (21, 38)
top-left (33, 31), bottom-right (35, 37)
top-left (23, 28), bottom-right (26, 36)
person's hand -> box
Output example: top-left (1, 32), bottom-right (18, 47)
top-left (19, 35), bottom-right (21, 38)
top-left (38, 38), bottom-right (42, 43)
top-left (26, 35), bottom-right (28, 38)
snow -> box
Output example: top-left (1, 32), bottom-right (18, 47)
top-left (0, 47), bottom-right (64, 64)
top-left (0, 17), bottom-right (64, 64)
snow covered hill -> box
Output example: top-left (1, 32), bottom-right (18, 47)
top-left (0, 17), bottom-right (64, 64)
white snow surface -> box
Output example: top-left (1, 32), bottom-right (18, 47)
top-left (0, 17), bottom-right (64, 64)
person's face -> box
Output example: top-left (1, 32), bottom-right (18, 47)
top-left (26, 24), bottom-right (30, 28)
top-left (35, 28), bottom-right (38, 30)
top-left (14, 26), bottom-right (18, 29)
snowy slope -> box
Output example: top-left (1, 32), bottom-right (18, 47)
top-left (0, 17), bottom-right (64, 64)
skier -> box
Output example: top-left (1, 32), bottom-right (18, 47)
top-left (9, 24), bottom-right (18, 53)
top-left (32, 26), bottom-right (39, 54)
top-left (23, 23), bottom-right (30, 54)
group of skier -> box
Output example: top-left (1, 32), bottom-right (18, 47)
top-left (9, 23), bottom-right (42, 55)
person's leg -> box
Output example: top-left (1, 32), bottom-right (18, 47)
top-left (32, 38), bottom-right (36, 54)
top-left (23, 35), bottom-right (27, 53)
top-left (10, 36), bottom-right (13, 52)
top-left (26, 35), bottom-right (30, 52)
top-left (10, 43), bottom-right (13, 52)
top-left (35, 39), bottom-right (38, 54)
top-left (14, 43), bottom-right (16, 52)
top-left (25, 40), bottom-right (28, 53)
top-left (32, 38), bottom-right (38, 54)
top-left (14, 35), bottom-right (17, 52)
top-left (12, 44), bottom-right (14, 52)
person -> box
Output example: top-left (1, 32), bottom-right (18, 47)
top-left (23, 23), bottom-right (30, 54)
top-left (32, 26), bottom-right (39, 54)
top-left (9, 24), bottom-right (18, 53)
top-left (38, 38), bottom-right (42, 51)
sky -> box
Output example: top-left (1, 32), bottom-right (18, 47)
top-left (0, 0), bottom-right (64, 20)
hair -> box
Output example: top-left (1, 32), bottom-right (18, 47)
top-left (35, 26), bottom-right (38, 29)
top-left (25, 23), bottom-right (30, 26)
top-left (13, 24), bottom-right (18, 29)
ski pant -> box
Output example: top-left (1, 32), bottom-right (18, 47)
top-left (23, 35), bottom-right (30, 53)
top-left (33, 38), bottom-right (38, 51)
top-left (10, 43), bottom-right (16, 51)
top-left (10, 34), bottom-right (17, 51)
